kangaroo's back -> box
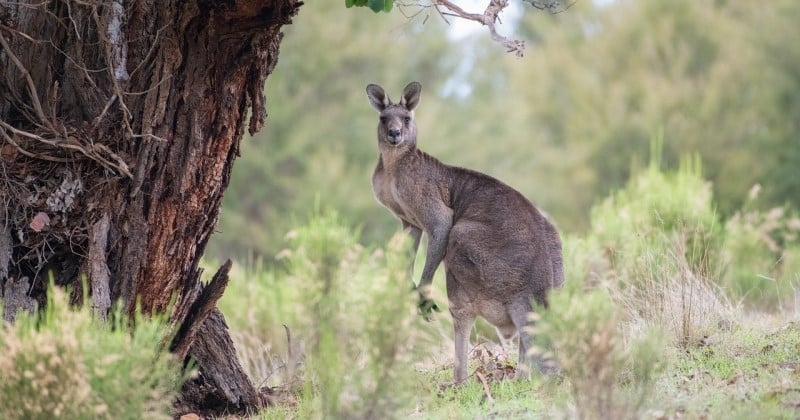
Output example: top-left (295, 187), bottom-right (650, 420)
top-left (445, 166), bottom-right (563, 297)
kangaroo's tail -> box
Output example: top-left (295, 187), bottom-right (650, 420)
top-left (547, 225), bottom-right (565, 288)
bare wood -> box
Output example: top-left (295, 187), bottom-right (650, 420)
top-left (88, 213), bottom-right (111, 321)
top-left (175, 309), bottom-right (260, 416)
top-left (0, 221), bottom-right (10, 281)
top-left (170, 259), bottom-right (233, 361)
top-left (0, 224), bottom-right (31, 323)
top-left (2, 276), bottom-right (37, 323)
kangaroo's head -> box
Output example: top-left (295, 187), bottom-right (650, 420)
top-left (366, 82), bottom-right (421, 150)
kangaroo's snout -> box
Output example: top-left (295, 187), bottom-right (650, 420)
top-left (387, 129), bottom-right (401, 144)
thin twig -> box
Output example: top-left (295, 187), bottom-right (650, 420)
top-left (92, 93), bottom-right (118, 127)
top-left (0, 128), bottom-right (71, 162)
top-left (0, 119), bottom-right (132, 177)
top-left (0, 30), bottom-right (57, 130)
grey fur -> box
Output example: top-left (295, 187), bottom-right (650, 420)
top-left (367, 82), bottom-right (564, 383)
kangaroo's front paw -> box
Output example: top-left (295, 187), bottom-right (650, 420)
top-left (416, 284), bottom-right (441, 321)
top-left (417, 297), bottom-right (441, 321)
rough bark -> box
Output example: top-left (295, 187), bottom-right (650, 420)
top-left (0, 0), bottom-right (302, 415)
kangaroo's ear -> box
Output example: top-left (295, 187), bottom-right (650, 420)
top-left (400, 81), bottom-right (421, 111)
top-left (366, 84), bottom-right (391, 111)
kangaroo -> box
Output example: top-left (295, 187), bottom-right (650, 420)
top-left (366, 81), bottom-right (564, 383)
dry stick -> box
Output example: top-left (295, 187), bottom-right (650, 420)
top-left (92, 93), bottom-right (118, 127)
top-left (0, 30), bottom-right (57, 131)
top-left (0, 119), bottom-right (132, 176)
top-left (283, 323), bottom-right (293, 371)
top-left (436, 0), bottom-right (483, 20)
top-left (475, 370), bottom-right (495, 405)
top-left (128, 23), bottom-right (171, 79)
top-left (0, 128), bottom-right (71, 162)
top-left (91, 6), bottom-right (132, 122)
top-left (89, 2), bottom-right (161, 154)
top-left (92, 143), bottom-right (132, 177)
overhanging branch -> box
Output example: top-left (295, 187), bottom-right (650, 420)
top-left (399, 0), bottom-right (570, 56)
top-left (435, 0), bottom-right (525, 56)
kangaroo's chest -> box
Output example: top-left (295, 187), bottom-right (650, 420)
top-left (372, 164), bottom-right (409, 220)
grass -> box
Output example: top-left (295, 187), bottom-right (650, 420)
top-left (661, 315), bottom-right (800, 418)
top-left (242, 308), bottom-right (800, 419)
top-left (411, 368), bottom-right (553, 419)
top-left (432, 315), bottom-right (800, 420)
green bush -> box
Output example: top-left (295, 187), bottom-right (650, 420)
top-left (590, 150), bottom-right (723, 281)
top-left (0, 287), bottom-right (181, 419)
top-left (721, 189), bottom-right (800, 307)
top-left (573, 142), bottom-right (732, 346)
top-left (223, 209), bottom-right (435, 419)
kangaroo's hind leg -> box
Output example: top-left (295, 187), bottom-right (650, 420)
top-left (446, 269), bottom-right (476, 383)
top-left (509, 293), bottom-right (559, 378)
top-left (507, 299), bottom-right (535, 380)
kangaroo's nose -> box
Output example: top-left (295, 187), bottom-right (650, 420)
top-left (388, 129), bottom-right (401, 139)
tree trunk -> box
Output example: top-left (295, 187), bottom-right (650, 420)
top-left (0, 0), bottom-right (301, 416)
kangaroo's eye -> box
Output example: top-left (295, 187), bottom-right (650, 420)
top-left (380, 117), bottom-right (387, 124)
top-left (403, 117), bottom-right (411, 124)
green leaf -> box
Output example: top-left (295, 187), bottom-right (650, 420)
top-left (367, 0), bottom-right (384, 13)
top-left (346, 0), bottom-right (392, 13)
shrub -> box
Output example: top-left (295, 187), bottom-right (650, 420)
top-left (721, 186), bottom-right (800, 308)
top-left (0, 287), bottom-right (181, 419)
top-left (535, 288), bottom-right (666, 420)
top-left (224, 209), bottom-right (434, 419)
top-left (590, 153), bottom-right (723, 281)
top-left (575, 146), bottom-right (732, 346)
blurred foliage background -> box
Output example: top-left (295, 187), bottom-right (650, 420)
top-left (207, 0), bottom-right (800, 262)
